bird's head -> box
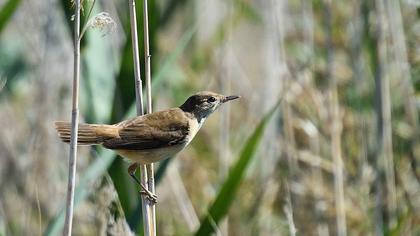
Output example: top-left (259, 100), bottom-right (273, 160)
top-left (180, 91), bottom-right (240, 121)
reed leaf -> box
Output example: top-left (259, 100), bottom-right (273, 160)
top-left (195, 100), bottom-right (280, 236)
top-left (0, 0), bottom-right (21, 34)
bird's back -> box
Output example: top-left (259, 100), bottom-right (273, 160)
top-left (106, 108), bottom-right (195, 164)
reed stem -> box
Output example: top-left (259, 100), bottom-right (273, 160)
top-left (142, 0), bottom-right (156, 234)
top-left (63, 0), bottom-right (81, 235)
top-left (128, 0), bottom-right (153, 235)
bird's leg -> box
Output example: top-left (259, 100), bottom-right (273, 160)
top-left (128, 163), bottom-right (157, 203)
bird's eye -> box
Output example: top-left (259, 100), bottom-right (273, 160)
top-left (207, 97), bottom-right (216, 103)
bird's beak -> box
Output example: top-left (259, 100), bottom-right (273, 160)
top-left (222, 95), bottom-right (240, 103)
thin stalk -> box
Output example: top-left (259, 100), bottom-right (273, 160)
top-left (361, 2), bottom-right (385, 234)
top-left (142, 0), bottom-right (152, 114)
top-left (385, 0), bottom-right (418, 135)
top-left (302, 0), bottom-right (329, 233)
top-left (350, 2), bottom-right (372, 230)
top-left (284, 184), bottom-right (296, 236)
top-left (374, 0), bottom-right (397, 228)
top-left (324, 0), bottom-right (347, 235)
top-left (128, 0), bottom-right (152, 235)
top-left (385, 0), bottom-right (420, 185)
top-left (142, 0), bottom-right (156, 235)
top-left (129, 0), bottom-right (144, 115)
top-left (63, 0), bottom-right (81, 235)
top-left (330, 85), bottom-right (347, 236)
top-left (84, 0), bottom-right (96, 25)
top-left (78, 0), bottom-right (96, 41)
top-left (168, 164), bottom-right (200, 231)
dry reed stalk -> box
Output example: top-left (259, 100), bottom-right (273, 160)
top-left (168, 164), bottom-right (200, 231)
top-left (142, 0), bottom-right (156, 235)
top-left (385, 0), bottom-right (420, 192)
top-left (63, 0), bottom-right (81, 235)
top-left (384, 0), bottom-right (419, 140)
top-left (350, 2), bottom-right (372, 229)
top-left (297, 151), bottom-right (333, 173)
top-left (374, 0), bottom-right (397, 228)
top-left (324, 0), bottom-right (347, 235)
top-left (264, 1), bottom-right (297, 232)
top-left (330, 86), bottom-right (347, 236)
top-left (256, 179), bottom-right (281, 235)
top-left (301, 2), bottom-right (329, 233)
top-left (284, 183), bottom-right (296, 236)
top-left (128, 0), bottom-right (153, 235)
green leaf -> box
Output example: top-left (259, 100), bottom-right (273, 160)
top-left (195, 100), bottom-right (280, 236)
top-left (82, 21), bottom-right (119, 123)
top-left (0, 0), bottom-right (21, 34)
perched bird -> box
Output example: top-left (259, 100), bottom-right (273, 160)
top-left (55, 91), bottom-right (240, 202)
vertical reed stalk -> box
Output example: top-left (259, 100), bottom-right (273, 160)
top-left (360, 2), bottom-right (385, 234)
top-left (128, 0), bottom-right (153, 235)
top-left (374, 0), bottom-right (397, 228)
top-left (330, 85), bottom-right (347, 236)
top-left (324, 0), bottom-right (347, 235)
top-left (63, 0), bottom-right (81, 235)
top-left (386, 0), bottom-right (419, 194)
top-left (284, 184), bottom-right (296, 236)
top-left (128, 0), bottom-right (144, 115)
top-left (385, 0), bottom-right (418, 135)
top-left (303, 1), bottom-right (328, 234)
top-left (142, 0), bottom-right (156, 235)
top-left (351, 1), bottom-right (372, 230)
top-left (168, 164), bottom-right (200, 231)
top-left (385, 0), bottom-right (419, 184)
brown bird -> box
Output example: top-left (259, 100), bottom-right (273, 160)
top-left (55, 91), bottom-right (240, 202)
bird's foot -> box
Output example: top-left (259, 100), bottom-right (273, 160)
top-left (128, 163), bottom-right (157, 203)
top-left (139, 188), bottom-right (158, 204)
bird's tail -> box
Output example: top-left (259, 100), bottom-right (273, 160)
top-left (54, 121), bottom-right (119, 145)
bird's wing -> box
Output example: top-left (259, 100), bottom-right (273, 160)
top-left (103, 108), bottom-right (190, 150)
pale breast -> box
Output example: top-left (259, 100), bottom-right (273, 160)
top-left (116, 143), bottom-right (187, 164)
top-left (185, 117), bottom-right (204, 145)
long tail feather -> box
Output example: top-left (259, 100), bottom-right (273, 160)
top-left (54, 121), bottom-right (119, 145)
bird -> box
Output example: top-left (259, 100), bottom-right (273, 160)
top-left (55, 91), bottom-right (240, 202)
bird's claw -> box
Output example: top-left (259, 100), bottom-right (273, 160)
top-left (139, 190), bottom-right (158, 204)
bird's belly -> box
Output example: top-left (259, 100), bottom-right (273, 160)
top-left (116, 144), bottom-right (186, 164)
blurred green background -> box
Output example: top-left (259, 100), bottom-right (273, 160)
top-left (0, 0), bottom-right (419, 235)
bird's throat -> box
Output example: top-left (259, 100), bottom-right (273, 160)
top-left (185, 115), bottom-right (206, 146)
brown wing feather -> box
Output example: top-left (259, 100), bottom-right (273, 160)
top-left (103, 108), bottom-right (190, 150)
